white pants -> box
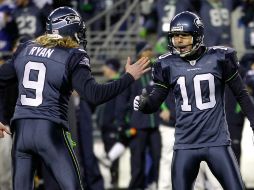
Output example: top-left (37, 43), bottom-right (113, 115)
top-left (158, 125), bottom-right (175, 190)
top-left (0, 134), bottom-right (12, 190)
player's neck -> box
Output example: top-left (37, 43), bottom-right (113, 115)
top-left (184, 46), bottom-right (206, 62)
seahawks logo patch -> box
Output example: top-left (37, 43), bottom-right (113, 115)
top-left (79, 56), bottom-right (90, 68)
top-left (52, 13), bottom-right (81, 28)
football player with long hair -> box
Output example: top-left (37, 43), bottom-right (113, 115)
top-left (0, 6), bottom-right (150, 190)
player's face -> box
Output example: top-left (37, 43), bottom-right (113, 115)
top-left (102, 65), bottom-right (115, 79)
top-left (172, 33), bottom-right (193, 54)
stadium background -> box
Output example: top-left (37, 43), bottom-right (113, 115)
top-left (0, 0), bottom-right (254, 189)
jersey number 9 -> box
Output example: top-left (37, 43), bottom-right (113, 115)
top-left (21, 61), bottom-right (46, 107)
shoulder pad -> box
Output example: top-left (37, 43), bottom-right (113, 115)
top-left (72, 48), bottom-right (87, 54)
top-left (15, 40), bottom-right (34, 55)
top-left (78, 55), bottom-right (90, 68)
top-left (209, 46), bottom-right (236, 54)
top-left (70, 48), bottom-right (88, 59)
top-left (158, 52), bottom-right (172, 60)
top-left (77, 48), bottom-right (87, 53)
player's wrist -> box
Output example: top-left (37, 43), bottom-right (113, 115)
top-left (124, 72), bottom-right (135, 82)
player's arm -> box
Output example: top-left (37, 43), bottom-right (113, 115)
top-left (0, 42), bottom-right (25, 89)
top-left (0, 59), bottom-right (17, 89)
top-left (0, 61), bottom-right (16, 137)
top-left (133, 60), bottom-right (170, 114)
top-left (133, 84), bottom-right (169, 114)
top-left (0, 59), bottom-right (16, 138)
top-left (71, 55), bottom-right (150, 105)
top-left (223, 50), bottom-right (254, 131)
top-left (227, 74), bottom-right (254, 129)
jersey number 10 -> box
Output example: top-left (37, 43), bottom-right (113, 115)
top-left (177, 73), bottom-right (216, 111)
top-left (21, 61), bottom-right (46, 107)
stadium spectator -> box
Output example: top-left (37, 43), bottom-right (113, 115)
top-left (13, 0), bottom-right (51, 39)
top-left (96, 58), bottom-right (122, 188)
top-left (174, 0), bottom-right (241, 46)
top-left (157, 91), bottom-right (176, 190)
top-left (0, 0), bottom-right (16, 51)
top-left (0, 54), bottom-right (15, 190)
top-left (240, 0), bottom-right (254, 49)
top-left (77, 98), bottom-right (105, 190)
top-left (116, 41), bottom-right (161, 189)
top-left (0, 35), bottom-right (26, 190)
top-left (155, 0), bottom-right (176, 37)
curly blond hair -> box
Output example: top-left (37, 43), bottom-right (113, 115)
top-left (35, 34), bottom-right (79, 48)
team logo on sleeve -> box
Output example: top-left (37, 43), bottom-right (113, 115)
top-left (79, 56), bottom-right (90, 68)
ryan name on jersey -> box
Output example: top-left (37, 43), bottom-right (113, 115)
top-left (28, 46), bottom-right (54, 58)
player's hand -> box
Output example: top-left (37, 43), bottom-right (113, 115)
top-left (134, 89), bottom-right (149, 111)
top-left (0, 122), bottom-right (11, 138)
top-left (125, 57), bottom-right (151, 80)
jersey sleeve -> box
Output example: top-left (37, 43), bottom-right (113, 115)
top-left (152, 59), bottom-right (170, 89)
top-left (69, 50), bottom-right (135, 105)
top-left (67, 48), bottom-right (91, 73)
top-left (222, 48), bottom-right (239, 82)
top-left (0, 40), bottom-right (30, 89)
top-left (0, 59), bottom-right (17, 89)
top-left (227, 73), bottom-right (254, 130)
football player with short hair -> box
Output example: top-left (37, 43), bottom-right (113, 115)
top-left (134, 11), bottom-right (254, 190)
top-left (0, 6), bottom-right (150, 190)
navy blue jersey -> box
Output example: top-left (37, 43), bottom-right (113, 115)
top-left (0, 41), bottom-right (134, 129)
top-left (7, 41), bottom-right (88, 127)
top-left (13, 3), bottom-right (47, 38)
top-left (175, 0), bottom-right (237, 46)
top-left (153, 46), bottom-right (239, 149)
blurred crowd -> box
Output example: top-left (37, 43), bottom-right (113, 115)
top-left (1, 0), bottom-right (254, 190)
